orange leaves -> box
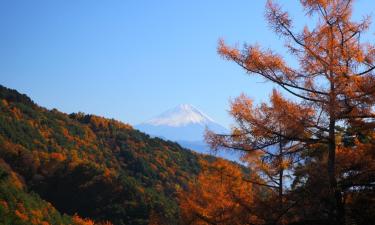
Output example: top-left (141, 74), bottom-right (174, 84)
top-left (300, 0), bottom-right (329, 13)
top-left (229, 90), bottom-right (314, 142)
top-left (90, 116), bottom-right (110, 129)
top-left (50, 152), bottom-right (66, 162)
top-left (61, 127), bottom-right (74, 142)
top-left (103, 168), bottom-right (111, 177)
top-left (218, 39), bottom-right (240, 61)
top-left (266, 0), bottom-right (292, 34)
top-left (29, 209), bottom-right (52, 225)
top-left (89, 115), bottom-right (132, 131)
top-left (15, 209), bottom-right (29, 221)
top-left (220, 0), bottom-right (375, 122)
top-left (126, 139), bottom-right (146, 150)
top-left (337, 138), bottom-right (374, 171)
top-left (204, 129), bottom-right (224, 151)
top-left (271, 91), bottom-right (314, 136)
top-left (230, 93), bottom-right (253, 122)
top-left (179, 159), bottom-right (264, 225)
top-left (10, 107), bottom-right (22, 120)
top-left (30, 209), bottom-right (43, 219)
top-left (73, 216), bottom-right (113, 225)
top-left (14, 203), bottom-right (29, 222)
top-left (269, 90), bottom-right (314, 127)
top-left (72, 214), bottom-right (95, 225)
top-left (205, 90), bottom-right (307, 222)
top-left (220, 39), bottom-right (286, 72)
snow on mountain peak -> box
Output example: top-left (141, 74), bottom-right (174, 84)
top-left (145, 104), bottom-right (215, 127)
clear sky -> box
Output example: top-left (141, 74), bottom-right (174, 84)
top-left (0, 0), bottom-right (373, 128)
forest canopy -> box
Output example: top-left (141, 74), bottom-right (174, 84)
top-left (0, 85), bottom-right (221, 225)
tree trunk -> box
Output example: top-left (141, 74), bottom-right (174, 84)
top-left (278, 141), bottom-right (284, 225)
top-left (279, 142), bottom-right (283, 212)
top-left (328, 119), bottom-right (345, 225)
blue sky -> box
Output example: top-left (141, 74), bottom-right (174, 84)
top-left (0, 0), bottom-right (373, 128)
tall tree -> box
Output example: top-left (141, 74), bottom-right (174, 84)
top-left (207, 92), bottom-right (304, 224)
top-left (209, 0), bottom-right (375, 224)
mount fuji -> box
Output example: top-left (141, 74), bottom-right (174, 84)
top-left (135, 104), bottom-right (235, 158)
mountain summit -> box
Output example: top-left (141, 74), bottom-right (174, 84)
top-left (145, 104), bottom-right (214, 127)
top-left (136, 104), bottom-right (227, 142)
top-left (135, 104), bottom-right (239, 161)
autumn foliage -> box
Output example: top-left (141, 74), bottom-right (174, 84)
top-left (1, 1), bottom-right (374, 224)
top-left (179, 159), bottom-right (264, 225)
top-left (0, 85), bottom-right (210, 224)
top-left (201, 0), bottom-right (375, 224)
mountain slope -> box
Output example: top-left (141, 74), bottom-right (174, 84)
top-left (0, 85), bottom-right (215, 225)
top-left (0, 159), bottom-right (79, 225)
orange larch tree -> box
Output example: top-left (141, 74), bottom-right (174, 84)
top-left (179, 159), bottom-right (264, 225)
top-left (208, 1), bottom-right (375, 224)
top-left (206, 91), bottom-right (307, 224)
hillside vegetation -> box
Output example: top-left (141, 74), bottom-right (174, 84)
top-left (0, 85), bottom-right (213, 224)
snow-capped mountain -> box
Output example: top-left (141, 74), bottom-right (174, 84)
top-left (145, 104), bottom-right (215, 127)
top-left (136, 104), bottom-right (239, 161)
top-left (136, 104), bottom-right (228, 142)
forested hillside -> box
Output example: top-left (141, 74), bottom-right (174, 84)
top-left (0, 158), bottom-right (106, 225)
top-left (0, 85), bottom-right (213, 224)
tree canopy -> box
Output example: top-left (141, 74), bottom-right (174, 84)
top-left (202, 0), bottom-right (375, 224)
